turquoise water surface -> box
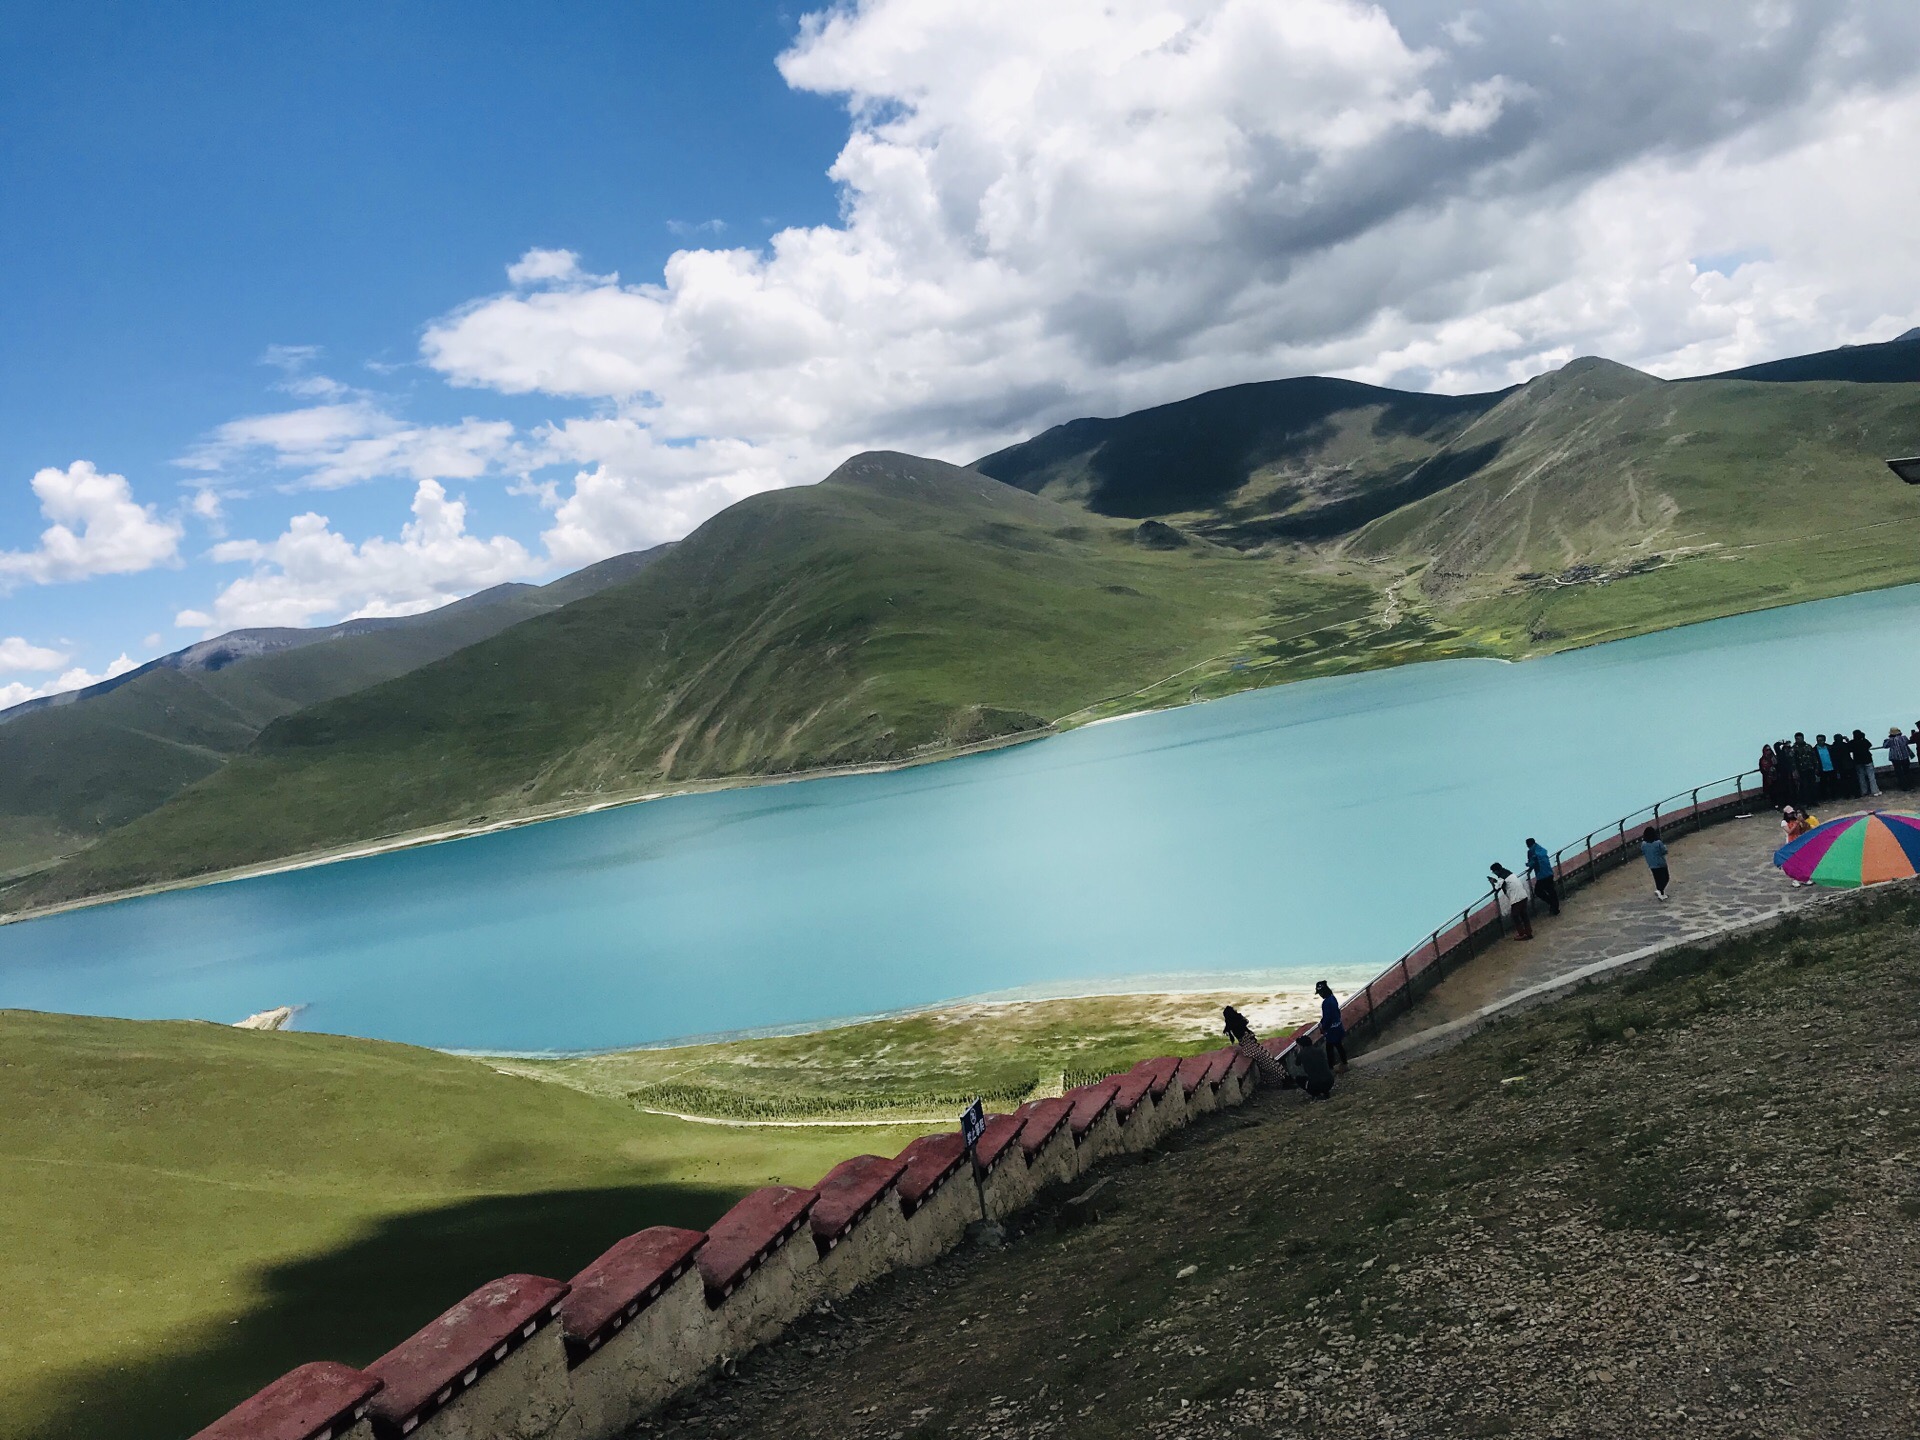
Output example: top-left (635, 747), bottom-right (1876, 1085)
top-left (5, 584), bottom-right (1918, 1052)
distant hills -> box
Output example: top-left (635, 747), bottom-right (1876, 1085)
top-left (8, 334), bottom-right (1920, 910)
top-left (0, 547), bottom-right (669, 881)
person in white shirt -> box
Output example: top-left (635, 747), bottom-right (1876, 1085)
top-left (1489, 862), bottom-right (1534, 940)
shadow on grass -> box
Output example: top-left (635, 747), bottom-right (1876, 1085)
top-left (21, 1181), bottom-right (739, 1440)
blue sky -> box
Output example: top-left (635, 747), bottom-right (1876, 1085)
top-left (1, 0), bottom-right (844, 697)
top-left (4, 0), bottom-right (1918, 707)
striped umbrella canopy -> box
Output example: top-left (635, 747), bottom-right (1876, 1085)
top-left (1773, 810), bottom-right (1920, 888)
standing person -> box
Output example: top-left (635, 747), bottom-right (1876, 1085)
top-left (1793, 734), bottom-right (1820, 807)
top-left (1489, 862), bottom-right (1534, 939)
top-left (1832, 727), bottom-right (1859, 797)
top-left (1782, 806), bottom-right (1817, 842)
top-left (1758, 743), bottom-right (1781, 808)
top-left (1641, 826), bottom-right (1670, 901)
top-left (1525, 837), bottom-right (1560, 916)
top-left (1222, 1005), bottom-right (1253, 1044)
top-left (1851, 729), bottom-right (1881, 797)
top-left (1314, 980), bottom-right (1349, 1073)
top-left (1814, 735), bottom-right (1840, 799)
top-left (1888, 727), bottom-right (1913, 792)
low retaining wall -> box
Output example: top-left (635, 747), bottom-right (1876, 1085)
top-left (189, 1044), bottom-right (1256, 1440)
top-left (190, 764), bottom-right (1810, 1440)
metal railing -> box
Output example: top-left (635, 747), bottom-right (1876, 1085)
top-left (1321, 768), bottom-right (1768, 1049)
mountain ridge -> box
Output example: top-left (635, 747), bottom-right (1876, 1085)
top-left (10, 339), bottom-right (1920, 910)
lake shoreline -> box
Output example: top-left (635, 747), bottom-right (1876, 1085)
top-left (15, 575), bottom-right (1916, 932)
top-left (0, 726), bottom-right (1058, 929)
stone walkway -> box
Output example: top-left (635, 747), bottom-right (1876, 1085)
top-left (1363, 788), bottom-right (1908, 1061)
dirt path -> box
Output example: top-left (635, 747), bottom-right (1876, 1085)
top-left (631, 888), bottom-right (1920, 1440)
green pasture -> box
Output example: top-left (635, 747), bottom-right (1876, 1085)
top-left (0, 1010), bottom-right (922, 1440)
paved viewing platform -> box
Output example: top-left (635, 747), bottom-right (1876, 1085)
top-left (1365, 789), bottom-right (1897, 1062)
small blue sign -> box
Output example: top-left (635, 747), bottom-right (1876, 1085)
top-left (960, 1098), bottom-right (986, 1151)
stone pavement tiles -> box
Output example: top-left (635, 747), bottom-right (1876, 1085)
top-left (1370, 791), bottom-right (1906, 1052)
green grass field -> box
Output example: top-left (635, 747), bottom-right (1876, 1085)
top-left (500, 988), bottom-right (1338, 1121)
top-left (1, 989), bottom-right (1334, 1440)
top-left (0, 1010), bottom-right (926, 1440)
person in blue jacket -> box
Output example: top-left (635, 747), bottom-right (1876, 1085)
top-left (1525, 837), bottom-right (1560, 916)
top-left (1314, 980), bottom-right (1348, 1072)
top-left (1641, 825), bottom-right (1670, 901)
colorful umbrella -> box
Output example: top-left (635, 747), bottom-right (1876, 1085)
top-left (1773, 810), bottom-right (1920, 888)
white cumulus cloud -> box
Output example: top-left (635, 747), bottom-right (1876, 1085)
top-left (0, 652), bottom-right (138, 712)
top-left (0, 636), bottom-right (68, 671)
top-left (181, 400), bottom-right (515, 492)
top-left (0, 461), bottom-right (183, 589)
top-left (412, 0), bottom-right (1920, 564)
top-left (179, 478), bottom-right (539, 632)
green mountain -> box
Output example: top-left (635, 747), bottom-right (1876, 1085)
top-left (973, 374), bottom-right (1511, 543)
top-left (1347, 355), bottom-right (1920, 648)
top-left (980, 346), bottom-right (1920, 651)
top-left (12, 343), bottom-right (1920, 911)
top-left (16, 454), bottom-right (1355, 905)
top-left (0, 547), bottom-right (669, 881)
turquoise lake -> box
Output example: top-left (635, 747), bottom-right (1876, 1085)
top-left (5, 584), bottom-right (1919, 1052)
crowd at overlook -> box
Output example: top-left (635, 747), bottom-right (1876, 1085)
top-left (1758, 724), bottom-right (1920, 808)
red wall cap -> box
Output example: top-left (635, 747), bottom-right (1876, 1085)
top-left (190, 1361), bottom-right (382, 1440)
top-left (1174, 1053), bottom-right (1214, 1094)
top-left (1016, 1097), bottom-right (1072, 1157)
top-left (560, 1228), bottom-right (706, 1355)
top-left (366, 1275), bottom-right (568, 1432)
top-left (1112, 1069), bottom-right (1155, 1117)
top-left (972, 1112), bottom-right (1024, 1174)
top-left (896, 1132), bottom-right (967, 1212)
top-left (697, 1185), bottom-right (818, 1302)
top-left (1137, 1056), bottom-right (1180, 1098)
top-left (811, 1154), bottom-right (907, 1248)
top-left (1065, 1079), bottom-right (1120, 1137)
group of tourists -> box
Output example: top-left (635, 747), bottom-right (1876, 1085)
top-left (1221, 980), bottom-right (1348, 1101)
top-left (1223, 723), bottom-right (1920, 1105)
top-left (1759, 725), bottom-right (1919, 810)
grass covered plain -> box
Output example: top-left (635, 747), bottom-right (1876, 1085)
top-left (0, 1010), bottom-right (926, 1440)
top-left (500, 987), bottom-right (1343, 1122)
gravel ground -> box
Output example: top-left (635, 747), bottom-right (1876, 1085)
top-left (631, 886), bottom-right (1920, 1440)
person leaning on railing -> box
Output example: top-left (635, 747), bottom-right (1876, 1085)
top-left (1488, 862), bottom-right (1534, 940)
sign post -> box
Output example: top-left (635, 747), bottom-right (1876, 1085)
top-left (960, 1098), bottom-right (989, 1221)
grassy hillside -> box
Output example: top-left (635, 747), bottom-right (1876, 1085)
top-left (13, 349), bottom-right (1920, 909)
top-left (0, 549), bottom-right (668, 881)
top-left (18, 454), bottom-right (1378, 904)
top-left (500, 988), bottom-right (1343, 1122)
top-left (974, 374), bottom-right (1509, 543)
top-left (0, 1009), bottom-right (921, 1440)
top-left (1348, 359), bottom-right (1920, 650)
